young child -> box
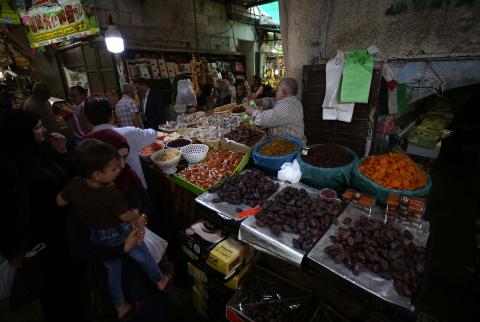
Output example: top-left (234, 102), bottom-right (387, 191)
top-left (56, 139), bottom-right (171, 319)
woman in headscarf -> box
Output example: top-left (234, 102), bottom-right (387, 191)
top-left (0, 109), bottom-right (79, 321)
top-left (86, 129), bottom-right (154, 218)
top-left (216, 79), bottom-right (232, 107)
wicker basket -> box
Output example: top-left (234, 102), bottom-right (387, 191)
top-left (180, 144), bottom-right (209, 164)
top-left (151, 149), bottom-right (182, 173)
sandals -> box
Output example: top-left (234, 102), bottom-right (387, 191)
top-left (159, 261), bottom-right (175, 293)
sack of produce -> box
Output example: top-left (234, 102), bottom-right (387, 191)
top-left (297, 143), bottom-right (358, 190)
top-left (252, 135), bottom-right (303, 172)
top-left (407, 126), bottom-right (442, 149)
top-left (352, 152), bottom-right (431, 204)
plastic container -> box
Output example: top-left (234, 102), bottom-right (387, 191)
top-left (319, 188), bottom-right (337, 202)
top-left (252, 135), bottom-right (302, 172)
top-left (139, 141), bottom-right (165, 160)
top-left (297, 144), bottom-right (357, 190)
top-left (151, 148), bottom-right (182, 174)
top-left (180, 144), bottom-right (209, 164)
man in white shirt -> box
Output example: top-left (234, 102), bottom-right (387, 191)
top-left (84, 96), bottom-right (156, 188)
top-left (244, 78), bottom-right (306, 145)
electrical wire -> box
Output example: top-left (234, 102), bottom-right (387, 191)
top-left (193, 0), bottom-right (199, 52)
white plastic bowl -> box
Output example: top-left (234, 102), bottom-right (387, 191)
top-left (151, 148), bottom-right (182, 173)
top-left (180, 144), bottom-right (209, 164)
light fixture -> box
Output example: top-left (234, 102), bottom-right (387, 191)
top-left (105, 14), bottom-right (124, 54)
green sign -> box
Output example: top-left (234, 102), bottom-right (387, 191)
top-left (15, 0), bottom-right (99, 48)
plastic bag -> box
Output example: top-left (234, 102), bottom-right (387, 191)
top-left (143, 228), bottom-right (168, 264)
top-left (297, 145), bottom-right (357, 190)
top-left (226, 266), bottom-right (312, 322)
top-left (174, 79), bottom-right (197, 114)
top-left (0, 258), bottom-right (16, 301)
top-left (340, 50), bottom-right (374, 104)
top-left (322, 50), bottom-right (355, 122)
top-left (351, 159), bottom-right (432, 205)
top-left (278, 160), bottom-right (302, 183)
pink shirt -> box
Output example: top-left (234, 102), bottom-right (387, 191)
top-left (71, 101), bottom-right (93, 139)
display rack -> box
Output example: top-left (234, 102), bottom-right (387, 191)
top-left (120, 49), bottom-right (246, 106)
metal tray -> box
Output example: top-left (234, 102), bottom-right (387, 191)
top-left (194, 170), bottom-right (286, 221)
top-left (307, 204), bottom-right (430, 311)
top-left (238, 182), bottom-right (326, 267)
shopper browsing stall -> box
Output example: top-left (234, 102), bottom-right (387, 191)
top-left (135, 79), bottom-right (166, 130)
top-left (249, 75), bottom-right (264, 99)
top-left (84, 96), bottom-right (156, 188)
top-left (243, 77), bottom-right (307, 145)
top-left (216, 79), bottom-right (232, 107)
top-left (23, 82), bottom-right (59, 133)
top-left (56, 139), bottom-right (171, 319)
top-left (69, 85), bottom-right (93, 145)
top-left (0, 109), bottom-right (77, 321)
top-left (116, 83), bottom-right (142, 127)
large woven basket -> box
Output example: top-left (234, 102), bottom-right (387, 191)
top-left (180, 144), bottom-right (209, 164)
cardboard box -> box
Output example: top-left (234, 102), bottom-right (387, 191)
top-left (188, 257), bottom-right (255, 292)
top-left (207, 238), bottom-right (255, 278)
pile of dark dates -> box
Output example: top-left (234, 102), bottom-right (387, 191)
top-left (241, 301), bottom-right (295, 322)
top-left (256, 186), bottom-right (343, 251)
top-left (302, 143), bottom-right (353, 168)
top-left (325, 216), bottom-right (426, 299)
top-left (224, 124), bottom-right (264, 147)
top-left (212, 169), bottom-right (279, 207)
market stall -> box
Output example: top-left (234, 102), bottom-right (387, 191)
top-left (139, 100), bottom-right (434, 321)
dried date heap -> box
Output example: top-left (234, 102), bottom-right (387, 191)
top-left (242, 301), bottom-right (295, 322)
top-left (224, 124), bottom-right (264, 147)
top-left (302, 143), bottom-right (354, 168)
top-left (256, 186), bottom-right (343, 251)
top-left (325, 216), bottom-right (426, 300)
top-left (212, 169), bottom-right (279, 206)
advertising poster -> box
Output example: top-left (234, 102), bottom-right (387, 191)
top-left (0, 1), bottom-right (21, 24)
top-left (15, 0), bottom-right (99, 48)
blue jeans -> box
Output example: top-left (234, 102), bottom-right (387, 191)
top-left (90, 223), bottom-right (163, 308)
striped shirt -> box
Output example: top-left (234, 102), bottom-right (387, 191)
top-left (115, 95), bottom-right (138, 127)
top-left (253, 96), bottom-right (307, 145)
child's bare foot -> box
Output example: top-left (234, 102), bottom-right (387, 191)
top-left (157, 275), bottom-right (172, 292)
top-left (117, 302), bottom-right (131, 319)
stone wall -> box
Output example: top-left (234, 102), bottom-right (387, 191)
top-left (280, 0), bottom-right (480, 88)
top-left (94, 0), bottom-right (256, 52)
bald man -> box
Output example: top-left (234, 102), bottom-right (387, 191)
top-left (244, 77), bottom-right (306, 145)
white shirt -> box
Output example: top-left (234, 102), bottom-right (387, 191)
top-left (91, 124), bottom-right (157, 188)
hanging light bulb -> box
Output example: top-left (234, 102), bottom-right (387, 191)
top-left (105, 14), bottom-right (124, 54)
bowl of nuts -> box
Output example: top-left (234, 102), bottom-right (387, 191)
top-left (151, 148), bottom-right (182, 174)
